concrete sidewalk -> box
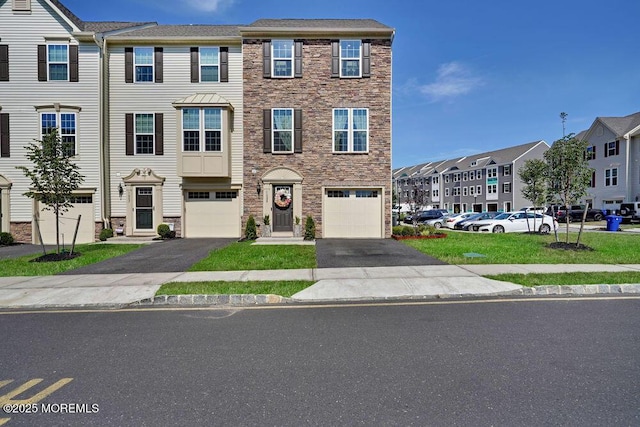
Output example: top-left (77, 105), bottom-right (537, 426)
top-left (1, 264), bottom-right (640, 309)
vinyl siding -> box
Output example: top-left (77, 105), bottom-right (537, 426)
top-left (586, 125), bottom-right (627, 205)
top-left (0, 0), bottom-right (102, 222)
top-left (107, 44), bottom-right (244, 217)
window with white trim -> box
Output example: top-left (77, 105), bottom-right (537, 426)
top-left (469, 170), bottom-right (475, 180)
top-left (487, 184), bottom-right (497, 194)
top-left (340, 40), bottom-right (361, 77)
top-left (453, 187), bottom-right (460, 196)
top-left (333, 108), bottom-right (368, 153)
top-left (134, 47), bottom-right (154, 82)
top-left (432, 176), bottom-right (439, 185)
top-left (444, 175), bottom-right (450, 183)
top-left (182, 108), bottom-right (222, 152)
top-left (41, 112), bottom-right (76, 156)
top-left (433, 189), bottom-right (439, 197)
top-left (463, 172), bottom-right (468, 181)
top-left (469, 186), bottom-right (475, 195)
top-left (476, 185), bottom-right (482, 195)
top-left (444, 188), bottom-right (449, 197)
top-left (135, 113), bottom-right (154, 154)
top-left (47, 44), bottom-right (68, 81)
top-left (503, 165), bottom-right (511, 176)
top-left (272, 40), bottom-right (294, 78)
top-left (272, 108), bottom-right (293, 153)
top-left (462, 186), bottom-right (468, 196)
top-left (454, 173), bottom-right (461, 182)
top-left (199, 47), bottom-right (219, 82)
top-left (487, 167), bottom-right (497, 178)
top-left (605, 168), bottom-right (618, 186)
top-left (503, 182), bottom-right (511, 193)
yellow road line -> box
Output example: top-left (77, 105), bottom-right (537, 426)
top-left (0, 378), bottom-right (73, 405)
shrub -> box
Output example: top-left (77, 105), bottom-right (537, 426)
top-left (0, 232), bottom-right (14, 246)
top-left (304, 215), bottom-right (316, 240)
top-left (263, 215), bottom-right (270, 226)
top-left (295, 216), bottom-right (301, 225)
top-left (392, 225), bottom-right (405, 236)
top-left (420, 225), bottom-right (437, 236)
top-left (401, 225), bottom-right (417, 236)
top-left (99, 228), bottom-right (114, 241)
top-left (157, 223), bottom-right (171, 239)
top-left (245, 215), bottom-right (257, 240)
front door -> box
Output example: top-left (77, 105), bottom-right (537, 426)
top-left (135, 187), bottom-right (153, 230)
top-left (273, 185), bottom-right (293, 232)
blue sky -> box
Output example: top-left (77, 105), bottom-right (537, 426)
top-left (62, 0), bottom-right (640, 168)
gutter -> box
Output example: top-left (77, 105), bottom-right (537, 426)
top-left (93, 32), bottom-right (111, 229)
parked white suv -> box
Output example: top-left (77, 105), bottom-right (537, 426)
top-left (620, 202), bottom-right (640, 223)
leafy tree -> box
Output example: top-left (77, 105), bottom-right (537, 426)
top-left (518, 159), bottom-right (548, 232)
top-left (543, 134), bottom-right (593, 244)
top-left (16, 129), bottom-right (84, 254)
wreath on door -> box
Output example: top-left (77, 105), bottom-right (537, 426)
top-left (274, 189), bottom-right (292, 209)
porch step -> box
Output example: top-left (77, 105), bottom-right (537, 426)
top-left (253, 237), bottom-right (315, 245)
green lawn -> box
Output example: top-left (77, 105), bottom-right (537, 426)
top-left (402, 231), bottom-right (640, 264)
top-left (485, 272), bottom-right (640, 287)
top-left (188, 241), bottom-right (317, 271)
top-left (157, 280), bottom-right (315, 297)
top-left (0, 244), bottom-right (144, 276)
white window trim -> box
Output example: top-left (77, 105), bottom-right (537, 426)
top-left (199, 47), bottom-right (220, 83)
top-left (487, 167), bottom-right (497, 178)
top-left (134, 47), bottom-right (154, 83)
top-left (503, 165), bottom-right (511, 176)
top-left (271, 40), bottom-right (294, 78)
top-left (272, 108), bottom-right (294, 153)
top-left (47, 44), bottom-right (69, 82)
top-left (339, 40), bottom-right (362, 78)
top-left (444, 188), bottom-right (449, 197)
top-left (607, 141), bottom-right (617, 157)
top-left (476, 185), bottom-right (482, 195)
top-left (332, 108), bottom-right (369, 153)
top-left (181, 108), bottom-right (223, 153)
top-left (503, 182), bottom-right (511, 193)
top-left (605, 168), bottom-right (618, 187)
top-left (134, 112), bottom-right (155, 155)
top-left (462, 186), bottom-right (468, 196)
top-left (39, 110), bottom-right (77, 157)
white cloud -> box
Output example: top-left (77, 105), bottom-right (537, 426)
top-left (184, 0), bottom-right (234, 12)
top-left (418, 62), bottom-right (483, 102)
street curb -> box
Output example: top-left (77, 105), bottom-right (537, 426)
top-left (130, 284), bottom-right (640, 307)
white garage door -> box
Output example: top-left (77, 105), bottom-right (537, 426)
top-left (184, 191), bottom-right (240, 238)
top-left (36, 195), bottom-right (95, 244)
top-left (323, 189), bottom-right (383, 238)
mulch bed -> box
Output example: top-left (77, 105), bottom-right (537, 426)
top-left (30, 252), bottom-right (81, 262)
top-left (547, 242), bottom-right (593, 251)
top-left (392, 234), bottom-right (447, 240)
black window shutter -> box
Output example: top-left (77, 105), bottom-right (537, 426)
top-left (155, 113), bottom-right (164, 155)
top-left (0, 113), bottom-right (9, 158)
top-left (190, 47), bottom-right (199, 83)
top-left (69, 44), bottom-right (79, 82)
top-left (294, 109), bottom-right (302, 153)
top-left (604, 143), bottom-right (608, 157)
top-left (362, 40), bottom-right (371, 77)
top-left (124, 47), bottom-right (133, 83)
top-left (37, 45), bottom-right (47, 81)
top-left (263, 109), bottom-right (272, 153)
top-left (331, 40), bottom-right (339, 77)
top-left (125, 113), bottom-right (134, 155)
top-left (220, 47), bottom-right (229, 82)
top-left (263, 41), bottom-right (271, 78)
top-left (154, 47), bottom-right (163, 83)
top-left (294, 41), bottom-right (302, 78)
top-left (616, 140), bottom-right (619, 155)
top-left (593, 145), bottom-right (596, 159)
top-left (0, 45), bottom-right (8, 81)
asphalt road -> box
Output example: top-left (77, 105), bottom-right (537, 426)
top-left (1, 297), bottom-right (638, 426)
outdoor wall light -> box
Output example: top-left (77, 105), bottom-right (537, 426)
top-left (257, 181), bottom-right (262, 196)
top-left (118, 182), bottom-right (124, 197)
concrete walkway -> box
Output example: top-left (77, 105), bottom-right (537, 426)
top-left (1, 264), bottom-right (640, 309)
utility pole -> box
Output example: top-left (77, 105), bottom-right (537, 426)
top-left (560, 112), bottom-right (568, 137)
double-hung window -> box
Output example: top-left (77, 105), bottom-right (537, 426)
top-left (272, 109), bottom-right (293, 153)
top-left (134, 47), bottom-right (154, 82)
top-left (503, 165), bottom-right (511, 176)
top-left (586, 145), bottom-right (596, 160)
top-left (135, 114), bottom-right (154, 154)
top-left (48, 44), bottom-right (68, 81)
top-left (487, 167), bottom-right (497, 178)
top-left (41, 112), bottom-right (76, 156)
top-left (605, 168), bottom-right (618, 186)
top-left (340, 40), bottom-right (361, 77)
top-left (333, 108), bottom-right (368, 153)
top-left (199, 47), bottom-right (219, 82)
top-left (182, 108), bottom-right (222, 152)
top-left (272, 40), bottom-right (293, 78)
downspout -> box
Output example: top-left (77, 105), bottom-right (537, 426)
top-left (625, 135), bottom-right (631, 202)
top-left (94, 33), bottom-right (111, 229)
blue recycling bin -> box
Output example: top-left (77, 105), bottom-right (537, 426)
top-left (605, 215), bottom-right (622, 232)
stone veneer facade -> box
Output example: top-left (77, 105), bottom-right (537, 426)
top-left (242, 38), bottom-right (392, 238)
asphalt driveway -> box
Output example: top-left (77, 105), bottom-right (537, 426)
top-left (58, 238), bottom-right (236, 275)
top-left (0, 244), bottom-right (56, 260)
top-left (315, 239), bottom-right (446, 268)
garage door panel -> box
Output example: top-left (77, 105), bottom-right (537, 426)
top-left (185, 191), bottom-right (240, 238)
top-left (324, 189), bottom-right (382, 238)
top-left (37, 197), bottom-right (95, 244)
